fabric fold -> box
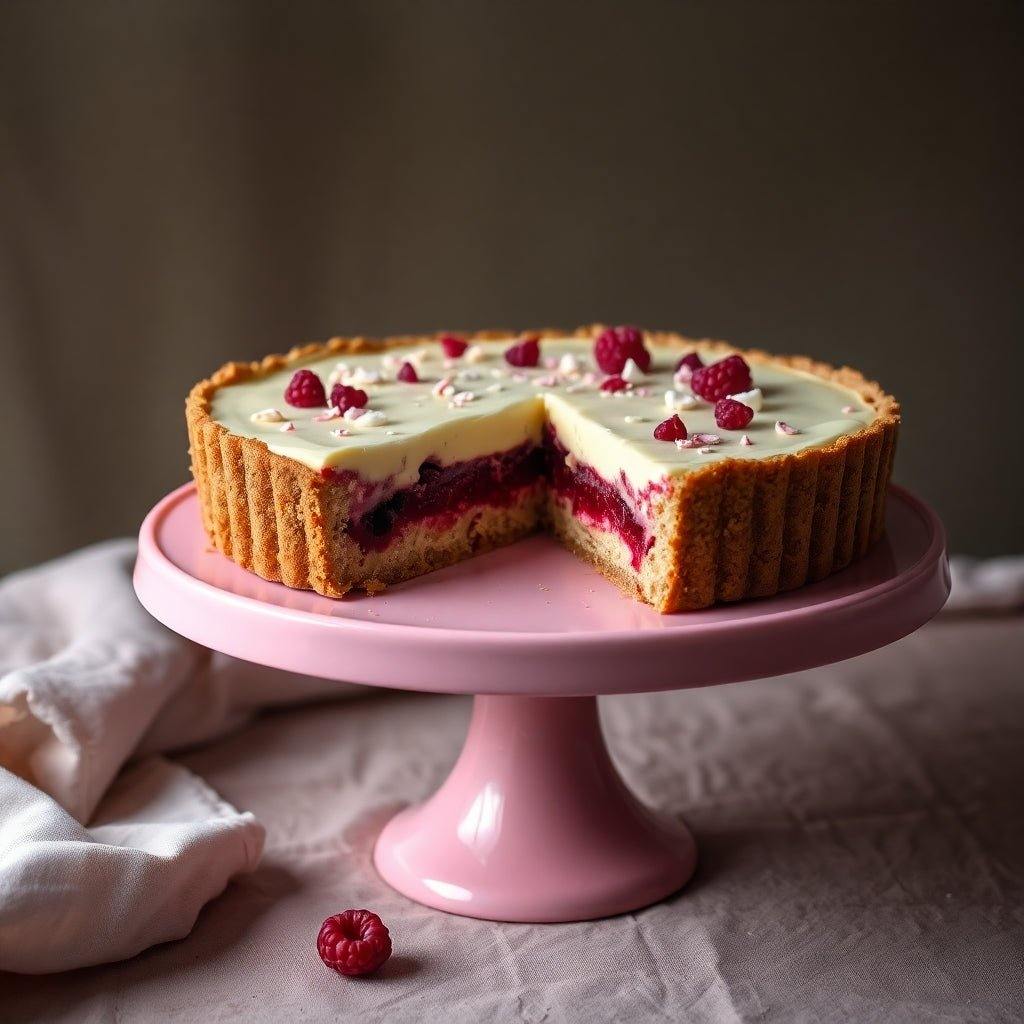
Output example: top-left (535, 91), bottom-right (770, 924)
top-left (0, 540), bottom-right (350, 974)
top-left (0, 760), bottom-right (264, 973)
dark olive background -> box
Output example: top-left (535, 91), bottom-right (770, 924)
top-left (1, 0), bottom-right (1021, 574)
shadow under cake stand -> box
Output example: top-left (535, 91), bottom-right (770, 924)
top-left (134, 484), bottom-right (949, 923)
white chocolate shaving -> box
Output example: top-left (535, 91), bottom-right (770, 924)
top-left (328, 362), bottom-right (350, 387)
top-left (728, 388), bottom-right (763, 412)
top-left (621, 358), bottom-right (645, 383)
top-left (349, 366), bottom-right (381, 386)
top-left (558, 353), bottom-right (580, 376)
top-left (250, 408), bottom-right (285, 424)
top-left (664, 390), bottom-right (697, 412)
top-left (355, 409), bottom-right (388, 428)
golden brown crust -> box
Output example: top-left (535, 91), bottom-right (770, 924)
top-left (186, 327), bottom-right (899, 612)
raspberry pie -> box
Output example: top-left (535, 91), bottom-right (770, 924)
top-left (186, 326), bottom-right (899, 612)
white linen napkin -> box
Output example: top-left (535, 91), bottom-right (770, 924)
top-left (0, 540), bottom-right (351, 974)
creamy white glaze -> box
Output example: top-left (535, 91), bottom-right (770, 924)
top-left (210, 337), bottom-right (876, 491)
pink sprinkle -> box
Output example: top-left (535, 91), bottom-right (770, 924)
top-left (635, 387), bottom-right (649, 398)
top-left (432, 376), bottom-right (454, 396)
top-left (582, 372), bottom-right (597, 385)
top-left (842, 404), bottom-right (855, 414)
top-left (740, 434), bottom-right (753, 446)
top-left (775, 420), bottom-right (800, 436)
top-left (330, 428), bottom-right (351, 438)
top-left (691, 433), bottom-right (722, 445)
top-left (313, 406), bottom-right (341, 422)
top-left (543, 356), bottom-right (558, 370)
top-left (279, 422), bottom-right (295, 432)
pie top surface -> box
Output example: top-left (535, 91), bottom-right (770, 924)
top-left (207, 334), bottom-right (882, 491)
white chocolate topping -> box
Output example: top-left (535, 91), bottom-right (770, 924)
top-left (210, 337), bottom-right (877, 492)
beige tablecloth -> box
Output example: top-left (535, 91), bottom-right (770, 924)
top-left (3, 609), bottom-right (1022, 1022)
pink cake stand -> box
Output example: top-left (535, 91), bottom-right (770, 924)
top-left (134, 484), bottom-right (948, 923)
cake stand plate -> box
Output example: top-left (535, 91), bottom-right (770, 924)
top-left (135, 484), bottom-right (948, 922)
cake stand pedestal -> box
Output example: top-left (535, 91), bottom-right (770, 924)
top-left (134, 484), bottom-right (948, 923)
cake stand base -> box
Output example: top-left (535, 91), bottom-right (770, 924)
top-left (373, 695), bottom-right (696, 922)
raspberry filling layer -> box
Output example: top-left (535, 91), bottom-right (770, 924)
top-left (331, 442), bottom-right (545, 553)
top-left (542, 426), bottom-right (654, 570)
top-left (325, 432), bottom-right (654, 566)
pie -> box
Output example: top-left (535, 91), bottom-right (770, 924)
top-left (186, 326), bottom-right (899, 612)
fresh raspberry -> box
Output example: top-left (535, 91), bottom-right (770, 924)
top-left (440, 335), bottom-right (467, 358)
top-left (594, 326), bottom-right (651, 376)
top-left (285, 369), bottom-right (327, 408)
top-left (714, 397), bottom-right (754, 430)
top-left (329, 383), bottom-right (369, 413)
top-left (317, 909), bottom-right (392, 977)
top-left (505, 337), bottom-right (540, 367)
top-left (675, 352), bottom-right (703, 375)
top-left (600, 375), bottom-right (629, 393)
top-left (653, 414), bottom-right (688, 442)
top-left (690, 355), bottom-right (752, 402)
top-left (396, 361), bottom-right (419, 383)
